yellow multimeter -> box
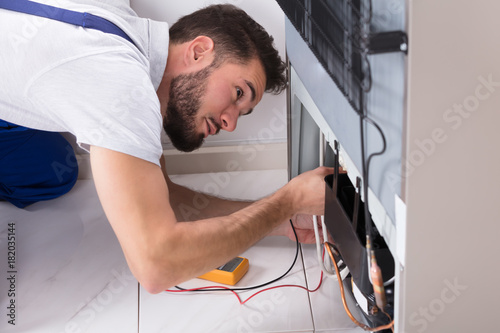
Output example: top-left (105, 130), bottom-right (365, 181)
top-left (198, 257), bottom-right (249, 285)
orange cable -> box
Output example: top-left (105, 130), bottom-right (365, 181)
top-left (325, 242), bottom-right (394, 332)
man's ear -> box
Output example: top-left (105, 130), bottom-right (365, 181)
top-left (184, 36), bottom-right (215, 67)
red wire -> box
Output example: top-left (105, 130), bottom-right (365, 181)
top-left (165, 249), bottom-right (326, 305)
top-left (166, 285), bottom-right (244, 303)
top-left (165, 270), bottom-right (324, 305)
top-left (238, 270), bottom-right (324, 304)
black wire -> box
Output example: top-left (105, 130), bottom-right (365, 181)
top-left (363, 0), bottom-right (373, 25)
top-left (357, 0), bottom-right (389, 244)
top-left (173, 219), bottom-right (300, 292)
top-left (364, 117), bottom-right (387, 170)
top-left (361, 52), bottom-right (372, 93)
top-left (359, 108), bottom-right (370, 239)
top-left (360, 114), bottom-right (387, 241)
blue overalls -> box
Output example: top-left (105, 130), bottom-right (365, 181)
top-left (0, 0), bottom-right (135, 208)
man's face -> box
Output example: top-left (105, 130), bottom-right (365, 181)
top-left (163, 57), bottom-right (266, 152)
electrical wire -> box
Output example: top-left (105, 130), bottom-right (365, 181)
top-left (360, 90), bottom-right (398, 290)
top-left (165, 220), bottom-right (325, 304)
top-left (166, 263), bottom-right (324, 305)
top-left (356, 0), bottom-right (397, 291)
top-left (315, 132), bottom-right (350, 280)
top-left (361, 52), bottom-right (373, 93)
top-left (325, 242), bottom-right (394, 332)
top-left (312, 215), bottom-right (350, 280)
top-left (360, 114), bottom-right (387, 235)
top-left (362, 0), bottom-right (373, 25)
top-left (312, 215), bottom-right (334, 277)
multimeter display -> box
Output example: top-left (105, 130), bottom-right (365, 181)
top-left (218, 257), bottom-right (244, 272)
top-left (198, 257), bottom-right (249, 285)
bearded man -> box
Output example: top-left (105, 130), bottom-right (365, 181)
top-left (0, 0), bottom-right (331, 293)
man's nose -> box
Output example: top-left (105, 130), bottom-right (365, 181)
top-left (220, 108), bottom-right (238, 132)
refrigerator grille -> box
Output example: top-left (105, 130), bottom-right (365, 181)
top-left (276, 0), bottom-right (368, 113)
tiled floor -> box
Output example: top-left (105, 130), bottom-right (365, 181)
top-left (0, 180), bottom-right (137, 333)
top-left (0, 169), bottom-right (363, 332)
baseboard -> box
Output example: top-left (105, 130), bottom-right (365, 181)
top-left (76, 142), bottom-right (287, 179)
top-left (76, 154), bottom-right (92, 180)
top-left (163, 142), bottom-right (287, 175)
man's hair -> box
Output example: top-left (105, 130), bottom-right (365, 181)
top-left (169, 4), bottom-right (287, 94)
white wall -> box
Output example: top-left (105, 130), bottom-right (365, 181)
top-left (129, 0), bottom-right (287, 148)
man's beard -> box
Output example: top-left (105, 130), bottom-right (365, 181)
top-left (163, 65), bottom-right (214, 152)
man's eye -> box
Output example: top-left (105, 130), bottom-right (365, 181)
top-left (236, 87), bottom-right (244, 99)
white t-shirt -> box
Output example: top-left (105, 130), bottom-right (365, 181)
top-left (0, 0), bottom-right (169, 166)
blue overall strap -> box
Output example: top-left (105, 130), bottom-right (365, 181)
top-left (0, 0), bottom-right (136, 47)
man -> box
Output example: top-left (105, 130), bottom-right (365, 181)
top-left (0, 0), bottom-right (331, 293)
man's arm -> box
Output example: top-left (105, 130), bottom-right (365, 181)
top-left (91, 146), bottom-right (330, 294)
top-left (159, 156), bottom-right (252, 221)
top-left (160, 156), bottom-right (323, 242)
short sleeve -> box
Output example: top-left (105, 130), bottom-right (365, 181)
top-left (26, 50), bottom-right (163, 166)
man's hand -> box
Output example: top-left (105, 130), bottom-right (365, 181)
top-left (274, 214), bottom-right (322, 244)
top-left (269, 167), bottom-right (333, 243)
top-left (270, 214), bottom-right (333, 244)
top-left (280, 166), bottom-right (333, 216)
